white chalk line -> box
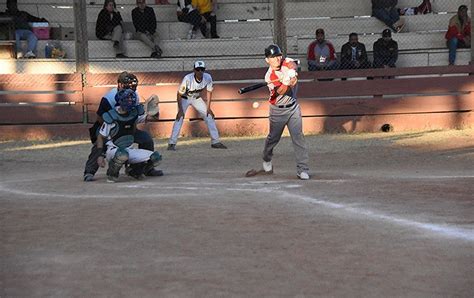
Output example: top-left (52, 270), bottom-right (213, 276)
top-left (283, 191), bottom-right (474, 242)
top-left (1, 178), bottom-right (473, 242)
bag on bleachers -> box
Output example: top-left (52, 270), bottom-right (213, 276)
top-left (45, 41), bottom-right (66, 59)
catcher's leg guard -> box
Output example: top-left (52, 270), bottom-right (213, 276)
top-left (143, 151), bottom-right (163, 176)
top-left (106, 148), bottom-right (129, 181)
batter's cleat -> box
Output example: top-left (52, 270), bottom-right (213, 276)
top-left (262, 161), bottom-right (272, 172)
top-left (297, 172), bottom-right (310, 180)
top-left (107, 175), bottom-right (119, 183)
top-left (83, 173), bottom-right (94, 182)
top-left (211, 142), bottom-right (227, 149)
top-left (145, 168), bottom-right (164, 177)
top-left (167, 144), bottom-right (176, 151)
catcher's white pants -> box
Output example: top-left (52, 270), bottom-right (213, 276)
top-left (169, 97), bottom-right (220, 145)
top-left (106, 143), bottom-right (153, 164)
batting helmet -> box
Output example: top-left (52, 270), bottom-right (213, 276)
top-left (265, 44), bottom-right (282, 58)
top-left (115, 89), bottom-right (138, 112)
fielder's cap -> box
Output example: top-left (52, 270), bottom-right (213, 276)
top-left (382, 28), bottom-right (392, 37)
top-left (316, 28), bottom-right (325, 35)
top-left (194, 60), bottom-right (206, 69)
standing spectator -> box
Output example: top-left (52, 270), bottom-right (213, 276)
top-left (372, 0), bottom-right (405, 32)
top-left (307, 28), bottom-right (338, 71)
top-left (132, 0), bottom-right (163, 58)
top-left (6, 0), bottom-right (47, 59)
top-left (373, 29), bottom-right (398, 68)
top-left (446, 5), bottom-right (471, 65)
top-left (96, 0), bottom-right (127, 58)
top-left (192, 0), bottom-right (219, 38)
top-left (340, 33), bottom-right (371, 70)
top-left (177, 0), bottom-right (207, 39)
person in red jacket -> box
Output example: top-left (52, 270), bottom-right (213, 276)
top-left (307, 28), bottom-right (338, 71)
top-left (446, 5), bottom-right (471, 65)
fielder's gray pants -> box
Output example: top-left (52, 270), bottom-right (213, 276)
top-left (169, 97), bottom-right (221, 145)
top-left (263, 103), bottom-right (309, 174)
top-left (136, 32), bottom-right (161, 52)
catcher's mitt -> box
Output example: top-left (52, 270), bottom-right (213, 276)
top-left (145, 94), bottom-right (160, 117)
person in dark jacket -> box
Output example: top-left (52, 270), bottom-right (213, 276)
top-left (372, 0), bottom-right (405, 32)
top-left (340, 33), bottom-right (371, 69)
top-left (132, 0), bottom-right (163, 58)
top-left (95, 0), bottom-right (127, 58)
top-left (177, 0), bottom-right (207, 39)
top-left (373, 29), bottom-right (398, 68)
top-left (6, 0), bottom-right (46, 58)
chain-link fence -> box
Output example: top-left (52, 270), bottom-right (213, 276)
top-left (0, 0), bottom-right (472, 74)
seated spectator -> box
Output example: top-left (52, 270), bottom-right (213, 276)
top-left (398, 0), bottom-right (432, 16)
top-left (6, 0), bottom-right (47, 59)
top-left (132, 0), bottom-right (163, 58)
top-left (96, 0), bottom-right (127, 58)
top-left (307, 28), bottom-right (338, 71)
top-left (445, 5), bottom-right (471, 65)
top-left (192, 0), bottom-right (219, 38)
top-left (373, 29), bottom-right (398, 68)
top-left (372, 0), bottom-right (405, 32)
top-left (177, 0), bottom-right (207, 39)
top-left (340, 33), bottom-right (371, 70)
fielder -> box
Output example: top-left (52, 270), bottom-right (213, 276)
top-left (167, 60), bottom-right (227, 150)
top-left (246, 44), bottom-right (310, 180)
top-left (96, 89), bottom-right (162, 183)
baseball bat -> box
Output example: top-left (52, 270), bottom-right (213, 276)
top-left (238, 79), bottom-right (281, 94)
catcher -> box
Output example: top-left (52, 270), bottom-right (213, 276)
top-left (96, 89), bottom-right (162, 182)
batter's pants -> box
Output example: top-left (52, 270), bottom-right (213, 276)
top-left (168, 97), bottom-right (220, 145)
top-left (263, 103), bottom-right (309, 174)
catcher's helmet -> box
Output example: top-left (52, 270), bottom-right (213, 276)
top-left (117, 71), bottom-right (138, 91)
top-left (265, 44), bottom-right (282, 58)
top-left (115, 89), bottom-right (138, 112)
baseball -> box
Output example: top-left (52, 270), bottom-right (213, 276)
top-left (252, 101), bottom-right (260, 109)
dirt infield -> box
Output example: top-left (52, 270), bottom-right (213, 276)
top-left (1, 129), bottom-right (473, 297)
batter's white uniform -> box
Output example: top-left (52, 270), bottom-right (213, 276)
top-left (99, 109), bottom-right (153, 163)
top-left (168, 72), bottom-right (221, 145)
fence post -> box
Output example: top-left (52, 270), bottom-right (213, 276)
top-left (273, 0), bottom-right (287, 55)
top-left (74, 0), bottom-right (89, 76)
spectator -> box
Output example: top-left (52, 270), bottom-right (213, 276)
top-left (6, 0), bottom-right (47, 59)
top-left (307, 28), bottom-right (338, 71)
top-left (96, 0), bottom-right (127, 58)
top-left (373, 29), bottom-right (398, 68)
top-left (398, 0), bottom-right (432, 16)
top-left (446, 5), bottom-right (471, 65)
top-left (372, 0), bottom-right (405, 32)
top-left (177, 0), bottom-right (206, 39)
top-left (132, 0), bottom-right (163, 58)
top-left (340, 33), bottom-right (371, 70)
top-left (192, 0), bottom-right (219, 38)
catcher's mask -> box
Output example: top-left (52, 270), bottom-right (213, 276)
top-left (115, 89), bottom-right (138, 112)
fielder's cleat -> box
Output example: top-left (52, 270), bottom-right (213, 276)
top-left (83, 173), bottom-right (94, 182)
top-left (167, 144), bottom-right (176, 151)
top-left (262, 161), bottom-right (273, 172)
top-left (145, 168), bottom-right (164, 177)
top-left (211, 142), bottom-right (227, 149)
top-left (297, 172), bottom-right (310, 180)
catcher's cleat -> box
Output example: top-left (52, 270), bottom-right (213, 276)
top-left (145, 168), bottom-right (164, 177)
top-left (245, 168), bottom-right (273, 177)
top-left (107, 175), bottom-right (119, 183)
